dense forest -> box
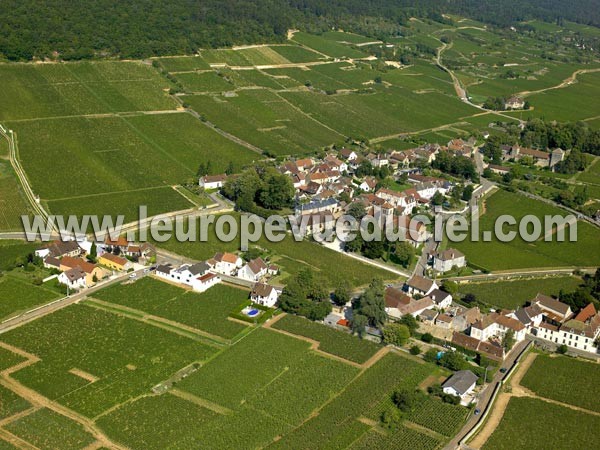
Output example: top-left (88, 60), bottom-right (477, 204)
top-left (1, 0), bottom-right (599, 60)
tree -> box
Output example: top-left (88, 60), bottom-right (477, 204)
top-left (363, 238), bottom-right (385, 260)
top-left (439, 351), bottom-right (467, 371)
top-left (333, 281), bottom-right (351, 307)
top-left (431, 191), bottom-right (444, 206)
top-left (90, 242), bottom-right (97, 259)
top-left (225, 161), bottom-right (235, 175)
top-left (423, 348), bottom-right (439, 363)
top-left (502, 329), bottom-right (515, 351)
top-left (463, 293), bottom-right (477, 304)
top-left (409, 345), bottom-right (421, 355)
top-left (398, 314), bottom-right (418, 335)
top-left (462, 185), bottom-right (474, 201)
top-left (353, 279), bottom-right (387, 328)
top-left (347, 202), bottom-right (367, 220)
top-left (393, 241), bottom-right (413, 268)
top-left (392, 389), bottom-right (423, 413)
top-left (382, 323), bottom-right (410, 346)
top-left (441, 280), bottom-right (458, 296)
top-left (351, 313), bottom-right (368, 338)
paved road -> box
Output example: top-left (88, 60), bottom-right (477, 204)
top-left (0, 269), bottom-right (148, 335)
top-left (444, 340), bottom-right (531, 450)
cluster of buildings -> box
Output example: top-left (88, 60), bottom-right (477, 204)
top-left (156, 251), bottom-right (280, 307)
top-left (394, 273), bottom-right (600, 360)
top-left (35, 237), bottom-right (153, 291)
top-left (275, 141), bottom-right (478, 244)
top-left (499, 144), bottom-right (565, 168)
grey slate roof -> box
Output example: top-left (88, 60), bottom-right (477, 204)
top-left (442, 370), bottom-right (478, 395)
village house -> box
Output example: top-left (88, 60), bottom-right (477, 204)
top-left (451, 332), bottom-right (505, 361)
top-left (508, 304), bottom-right (544, 331)
top-left (199, 174), bottom-right (227, 190)
top-left (250, 282), bottom-right (279, 308)
top-left (59, 256), bottom-right (104, 287)
top-left (431, 248), bottom-right (466, 273)
top-left (405, 275), bottom-right (438, 297)
top-left (359, 176), bottom-right (378, 192)
top-left (442, 370), bottom-right (478, 399)
top-left (295, 198), bottom-right (341, 216)
top-left (397, 296), bottom-right (435, 318)
top-left (192, 272), bottom-right (221, 292)
top-left (339, 148), bottom-right (357, 160)
top-left (58, 267), bottom-right (88, 291)
top-left (530, 293), bottom-right (573, 323)
top-left (43, 256), bottom-right (61, 270)
top-left (504, 95), bottom-right (525, 110)
top-left (98, 253), bottom-right (133, 272)
top-left (238, 258), bottom-right (268, 282)
top-left (324, 154), bottom-right (348, 172)
top-left (375, 188), bottom-right (418, 214)
top-left (469, 312), bottom-right (527, 343)
top-left (303, 213), bottom-right (336, 236)
top-left (429, 289), bottom-right (453, 309)
top-left (295, 158), bottom-right (314, 172)
top-left (384, 286), bottom-right (412, 319)
top-left (419, 309), bottom-right (439, 324)
top-left (438, 306), bottom-right (482, 332)
top-left (211, 252), bottom-right (243, 276)
top-left (488, 164), bottom-right (510, 175)
top-left (36, 240), bottom-right (82, 259)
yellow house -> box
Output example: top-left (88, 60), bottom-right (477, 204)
top-left (99, 253), bottom-right (133, 272)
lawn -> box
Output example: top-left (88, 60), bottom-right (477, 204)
top-left (93, 277), bottom-right (250, 340)
top-left (0, 304), bottom-right (216, 417)
top-left (4, 408), bottom-right (96, 450)
top-left (481, 397), bottom-right (600, 450)
top-left (520, 354), bottom-right (600, 412)
top-left (0, 276), bottom-right (61, 321)
top-left (271, 314), bottom-right (381, 364)
top-left (452, 189), bottom-right (600, 270)
top-left (457, 276), bottom-right (583, 309)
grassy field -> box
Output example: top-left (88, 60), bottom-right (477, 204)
top-left (0, 276), bottom-right (61, 321)
top-left (452, 189), bottom-right (600, 270)
top-left (520, 355), bottom-right (600, 412)
top-left (482, 397), bottom-right (600, 450)
top-left (93, 277), bottom-right (250, 340)
top-left (271, 314), bottom-right (381, 364)
top-left (4, 408), bottom-right (96, 450)
top-left (0, 160), bottom-right (31, 231)
top-left (291, 32), bottom-right (367, 58)
top-left (457, 276), bottom-right (582, 309)
top-left (0, 304), bottom-right (216, 418)
top-left (0, 240), bottom-right (39, 270)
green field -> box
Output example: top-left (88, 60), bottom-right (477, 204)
top-left (271, 314), bottom-right (381, 364)
top-left (93, 277), bottom-right (250, 340)
top-left (457, 276), bottom-right (582, 309)
top-left (520, 355), bottom-right (600, 412)
top-left (0, 346), bottom-right (26, 371)
top-left (4, 408), bottom-right (96, 450)
top-left (291, 32), bottom-right (367, 59)
top-left (0, 61), bottom-right (176, 121)
top-left (0, 276), bottom-right (61, 321)
top-left (0, 385), bottom-right (30, 420)
top-left (452, 189), bottom-right (600, 271)
top-left (0, 240), bottom-right (39, 270)
top-left (183, 90), bottom-right (344, 155)
top-left (0, 159), bottom-right (31, 231)
top-left (155, 56), bottom-right (211, 72)
top-left (0, 304), bottom-right (216, 417)
top-left (482, 397), bottom-right (600, 450)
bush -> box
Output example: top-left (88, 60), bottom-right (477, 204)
top-left (409, 345), bottom-right (422, 355)
top-left (421, 333), bottom-right (434, 343)
top-left (557, 344), bottom-right (568, 354)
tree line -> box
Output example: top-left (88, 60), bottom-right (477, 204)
top-left (1, 0), bottom-right (599, 61)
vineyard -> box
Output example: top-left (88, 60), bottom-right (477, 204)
top-left (351, 425), bottom-right (442, 450)
top-left (271, 314), bottom-right (381, 364)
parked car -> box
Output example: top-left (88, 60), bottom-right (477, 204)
top-left (129, 273), bottom-right (137, 279)
top-left (499, 367), bottom-right (507, 373)
top-left (474, 409), bottom-right (481, 416)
